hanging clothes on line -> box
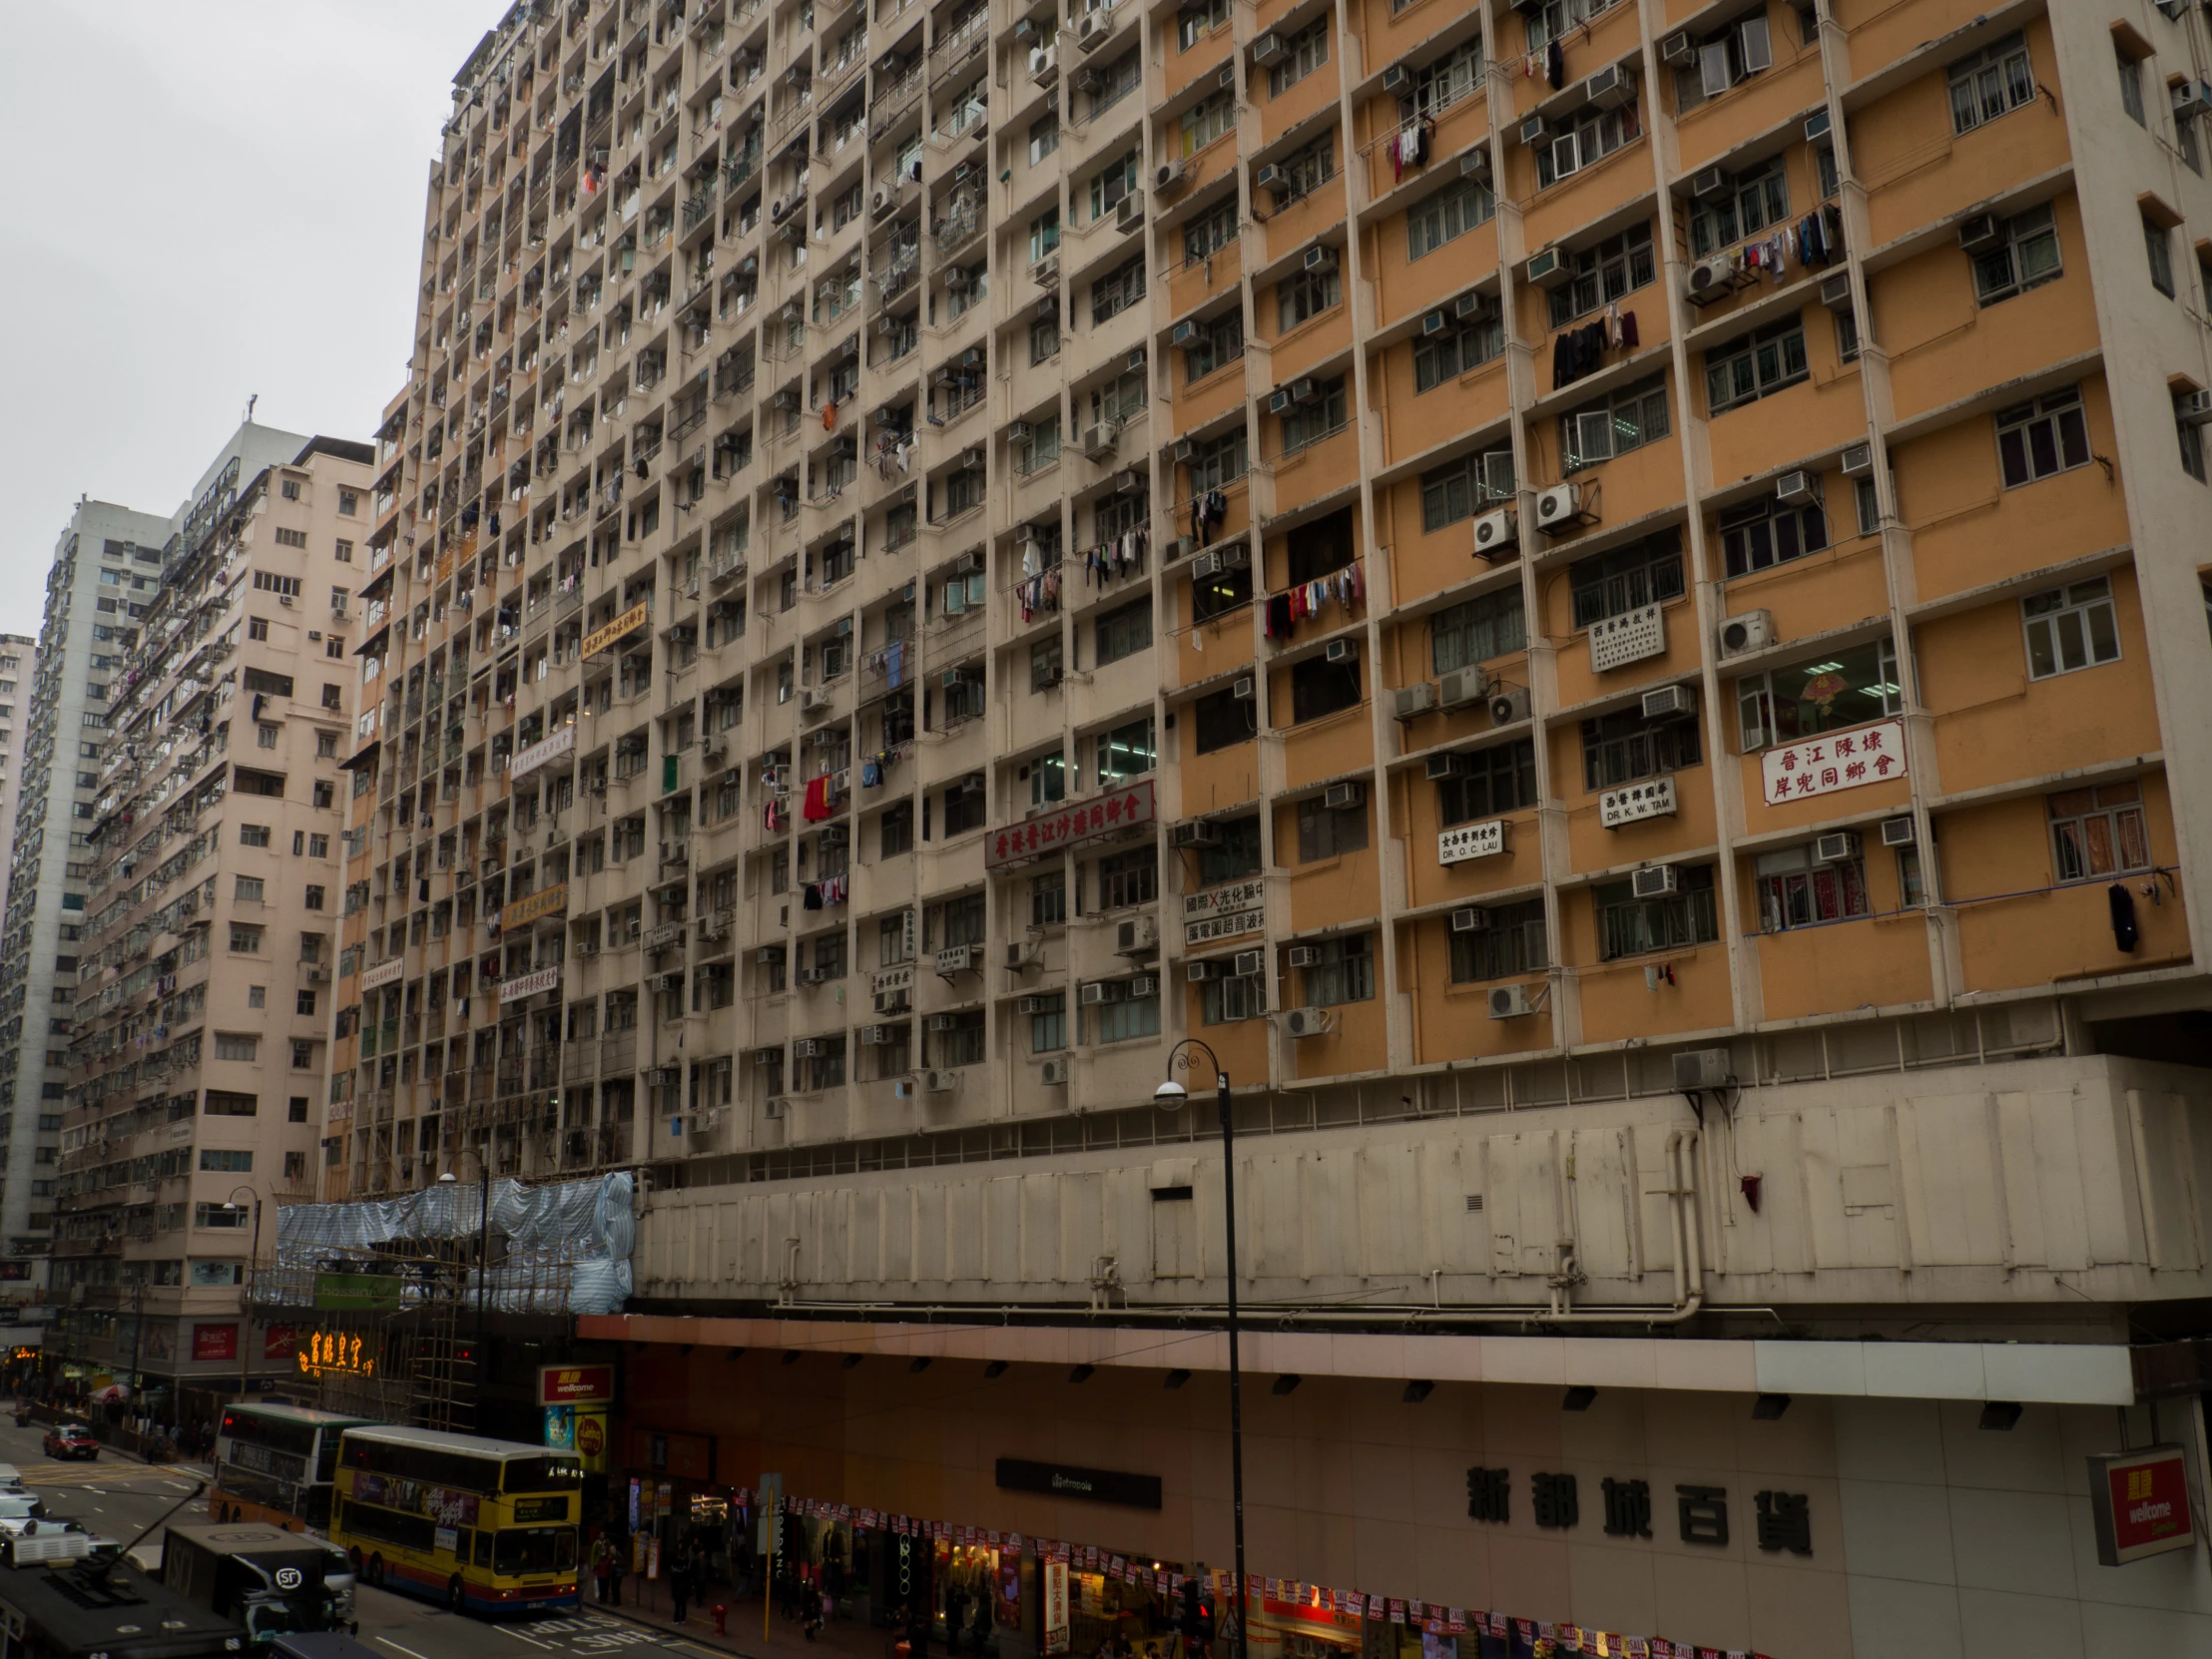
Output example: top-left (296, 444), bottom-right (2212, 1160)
top-left (802, 774), bottom-right (833, 822)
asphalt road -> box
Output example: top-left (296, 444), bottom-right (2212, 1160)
top-left (0, 1419), bottom-right (727, 1659)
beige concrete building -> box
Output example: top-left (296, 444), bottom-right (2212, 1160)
top-left (55, 428), bottom-right (372, 1416)
top-left (340, 0), bottom-right (2212, 1648)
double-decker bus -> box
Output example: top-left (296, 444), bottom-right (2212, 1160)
top-left (210, 1403), bottom-right (375, 1531)
top-left (327, 1425), bottom-right (580, 1615)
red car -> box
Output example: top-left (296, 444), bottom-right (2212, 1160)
top-left (41, 1423), bottom-right (98, 1460)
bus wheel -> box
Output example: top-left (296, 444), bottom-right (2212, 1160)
top-left (447, 1577), bottom-right (466, 1613)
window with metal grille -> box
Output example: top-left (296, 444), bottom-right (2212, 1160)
top-left (1596, 865), bottom-right (1717, 959)
top-left (1299, 931), bottom-right (1374, 1004)
top-left (1449, 900), bottom-right (1547, 983)
top-left (2049, 782), bottom-right (2151, 882)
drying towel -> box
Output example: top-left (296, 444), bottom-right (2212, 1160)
top-left (802, 775), bottom-right (832, 822)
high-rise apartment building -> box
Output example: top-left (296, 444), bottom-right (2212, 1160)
top-left (0, 636), bottom-right (40, 948)
top-left (50, 426), bottom-right (370, 1418)
top-left (348, 0), bottom-right (2212, 1642)
top-left (0, 507), bottom-right (171, 1270)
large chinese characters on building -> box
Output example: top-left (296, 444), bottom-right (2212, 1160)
top-left (1759, 719), bottom-right (1907, 807)
top-left (986, 780), bottom-right (1156, 868)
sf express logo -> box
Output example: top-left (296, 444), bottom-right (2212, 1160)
top-left (274, 1568), bottom-right (304, 1590)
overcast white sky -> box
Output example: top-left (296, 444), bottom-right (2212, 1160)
top-left (0, 1), bottom-right (502, 636)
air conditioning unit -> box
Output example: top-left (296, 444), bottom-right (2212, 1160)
top-left (1286, 944), bottom-right (1322, 969)
top-left (874, 990), bottom-right (910, 1014)
top-left (1184, 959), bottom-right (1220, 983)
top-left (1690, 165), bottom-right (1730, 201)
top-left (798, 688), bottom-right (824, 711)
top-left (1642, 684), bottom-right (1696, 720)
top-left (1006, 419), bottom-right (1033, 445)
top-left (1156, 160), bottom-right (1186, 194)
top-left (1233, 948), bottom-right (1265, 977)
top-left (1534, 483), bottom-right (1583, 531)
top-left (922, 1069), bottom-right (958, 1094)
top-left (1074, 66), bottom-right (1101, 92)
top-left (1814, 831), bottom-right (1861, 864)
top-left (1030, 254), bottom-right (1059, 285)
top-left (2177, 388), bottom-right (2212, 427)
top-left (1252, 31), bottom-right (1285, 64)
top-left (1804, 109), bottom-right (1832, 141)
top-left (1518, 114), bottom-right (1548, 147)
top-left (1719, 611), bottom-right (1774, 657)
top-left (1232, 675), bottom-right (1256, 700)
top-left (1303, 246), bottom-right (1337, 275)
top-left (1394, 683), bottom-right (1438, 721)
top-left (1487, 984), bottom-right (1535, 1019)
top-left (1454, 289), bottom-right (1494, 322)
top-left (1776, 469), bottom-right (1819, 506)
top-left (1171, 820), bottom-right (1219, 848)
top-left (1450, 907), bottom-right (1487, 933)
top-left (1584, 63), bottom-right (1634, 109)
top-left (1079, 422), bottom-right (1117, 459)
top-left (1130, 975), bottom-right (1159, 997)
top-left (1382, 64), bottom-right (1409, 94)
top-left (1631, 865), bottom-right (1679, 899)
top-left (1488, 686), bottom-right (1530, 726)
top-left (1190, 549), bottom-right (1224, 579)
top-left (1525, 247), bottom-right (1569, 287)
top-left (1458, 147), bottom-right (1491, 184)
top-left (1956, 213), bottom-right (2000, 253)
top-left (2175, 79), bottom-right (2212, 120)
top-left (767, 1095), bottom-right (791, 1116)
top-left (1840, 441), bottom-right (1875, 476)
top-left (1029, 44), bottom-right (1058, 84)
top-left (1820, 273), bottom-right (1853, 311)
top-left (1438, 667), bottom-right (1488, 710)
top-left (793, 1038), bottom-right (822, 1058)
top-left (1425, 752), bottom-right (1465, 781)
top-left (1323, 780), bottom-right (1364, 811)
top-left (1324, 637), bottom-right (1358, 665)
top-left (1255, 163), bottom-right (1287, 196)
top-left (1079, 981), bottom-right (1121, 1005)
top-left (1673, 1047), bottom-right (1732, 1089)
top-left (1687, 258), bottom-right (1735, 300)
top-left (1267, 386), bottom-right (1295, 415)
top-left (1041, 1056), bottom-right (1071, 1085)
top-left (1421, 308), bottom-right (1450, 337)
top-left (870, 185), bottom-right (894, 217)
top-left (859, 1025), bottom-right (892, 1045)
top-left (1661, 31), bottom-right (1695, 66)
top-left (1116, 915), bottom-right (1160, 954)
top-left (920, 1013), bottom-right (955, 1033)
top-left (1115, 193), bottom-right (1145, 233)
top-left (1471, 507), bottom-right (1517, 559)
top-left (1172, 436), bottom-right (1197, 462)
top-left (1284, 1007), bottom-right (1331, 1038)
top-left (1880, 817), bottom-right (1916, 847)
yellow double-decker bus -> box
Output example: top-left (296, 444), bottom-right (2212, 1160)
top-left (328, 1424), bottom-right (581, 1615)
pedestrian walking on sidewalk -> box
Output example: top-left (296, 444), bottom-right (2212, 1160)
top-left (591, 1535), bottom-right (612, 1603)
top-left (608, 1535), bottom-right (627, 1608)
top-left (670, 1540), bottom-right (693, 1625)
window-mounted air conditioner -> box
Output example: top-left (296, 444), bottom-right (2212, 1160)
top-left (1631, 864), bottom-right (1678, 899)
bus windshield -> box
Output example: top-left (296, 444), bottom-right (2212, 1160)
top-left (493, 1528), bottom-right (579, 1576)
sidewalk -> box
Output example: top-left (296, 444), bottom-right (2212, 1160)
top-left (595, 1585), bottom-right (911, 1659)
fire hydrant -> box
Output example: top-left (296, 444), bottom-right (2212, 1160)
top-left (713, 1605), bottom-right (729, 1636)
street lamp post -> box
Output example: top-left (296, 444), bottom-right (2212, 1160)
top-left (1155, 1041), bottom-right (1246, 1659)
top-left (223, 1187), bottom-right (264, 1404)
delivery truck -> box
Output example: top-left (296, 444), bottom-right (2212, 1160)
top-left (161, 1524), bottom-right (348, 1649)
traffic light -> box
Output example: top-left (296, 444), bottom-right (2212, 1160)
top-left (1179, 1577), bottom-right (1213, 1641)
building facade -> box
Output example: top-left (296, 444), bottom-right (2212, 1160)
top-left (51, 427), bottom-right (371, 1416)
top-left (340, 0), bottom-right (2212, 1646)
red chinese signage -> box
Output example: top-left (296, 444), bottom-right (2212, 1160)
top-left (1758, 718), bottom-right (1907, 807)
top-left (985, 779), bottom-right (1157, 869)
top-left (193, 1323), bottom-right (239, 1362)
top-left (540, 1364), bottom-right (617, 1404)
top-left (2089, 1444), bottom-right (2196, 1565)
top-left (264, 1326), bottom-right (296, 1362)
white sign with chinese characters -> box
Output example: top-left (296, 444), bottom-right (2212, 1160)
top-left (1759, 719), bottom-right (1907, 807)
top-left (1183, 878), bottom-right (1266, 947)
top-left (1438, 820), bottom-right (1508, 864)
top-left (1587, 603), bottom-right (1666, 674)
top-left (1599, 776), bottom-right (1678, 828)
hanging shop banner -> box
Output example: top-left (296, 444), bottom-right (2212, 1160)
top-left (583, 602), bottom-right (652, 660)
top-left (986, 779), bottom-right (1156, 869)
top-left (1759, 718), bottom-right (1907, 807)
top-left (499, 965), bottom-right (561, 1005)
top-left (192, 1324), bottom-right (238, 1362)
top-left (1042, 1559), bottom-right (1070, 1656)
top-left (2088, 1445), bottom-right (2196, 1565)
top-left (510, 724), bottom-right (577, 782)
top-left (501, 882), bottom-right (569, 930)
top-left (1182, 877), bottom-right (1265, 946)
top-left (994, 1457), bottom-right (1162, 1509)
top-left (539, 1364), bottom-right (616, 1404)
top-left (360, 957), bottom-right (404, 991)
top-left (629, 1476), bottom-right (641, 1531)
top-left (575, 1410), bottom-right (607, 1471)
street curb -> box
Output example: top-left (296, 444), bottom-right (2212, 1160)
top-left (587, 1599), bottom-right (770, 1657)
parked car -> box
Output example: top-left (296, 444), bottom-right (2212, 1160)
top-left (42, 1422), bottom-right (98, 1460)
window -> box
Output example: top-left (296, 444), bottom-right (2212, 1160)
top-left (252, 572), bottom-right (302, 596)
top-left (1550, 223), bottom-right (1657, 327)
top-left (1268, 18), bottom-right (1329, 96)
top-left (1290, 653), bottom-right (1361, 723)
top-left (1561, 375), bottom-right (1669, 472)
top-left (304, 884), bottom-right (326, 910)
top-left (2117, 42), bottom-right (2145, 127)
top-left (1972, 204), bottom-right (2061, 305)
top-left (1689, 160), bottom-right (1788, 260)
top-left (1410, 39), bottom-right (1482, 116)
top-left (1095, 599), bottom-right (1152, 665)
top-left (1188, 429), bottom-right (1248, 494)
top-left (240, 824), bottom-right (272, 847)
top-left (334, 539), bottom-right (353, 562)
top-left (1194, 685), bottom-right (1255, 753)
top-left (337, 488), bottom-right (358, 515)
top-left (1030, 315), bottom-right (1060, 364)
top-left (1300, 932), bottom-right (1374, 1004)
top-left (1755, 843), bottom-right (1872, 932)
top-left (235, 874), bottom-right (266, 901)
top-left (1091, 256), bottom-right (1147, 325)
top-left (1031, 869), bottom-right (1067, 927)
top-left (1438, 739), bottom-right (1536, 826)
top-left (1706, 317), bottom-right (1808, 414)
top-left (1570, 533), bottom-right (1684, 629)
top-left (2021, 577), bottom-right (2120, 679)
top-left (1536, 102), bottom-right (1641, 190)
top-left (1736, 638), bottom-right (1901, 752)
top-left (1183, 197), bottom-right (1240, 266)
top-left (2180, 391), bottom-right (2208, 483)
top-left (1279, 375), bottom-right (1347, 454)
top-left (1027, 750), bottom-right (1066, 812)
top-left (1178, 0), bottom-right (1229, 50)
top-left (1580, 703), bottom-right (1701, 791)
top-left (257, 723), bottom-right (279, 749)
top-left (1090, 48), bottom-right (1142, 113)
top-left (944, 776), bottom-right (987, 835)
top-left (1027, 208), bottom-right (1060, 263)
top-left (1296, 793), bottom-right (1368, 860)
top-left (1407, 176), bottom-right (1496, 260)
top-left (296, 989), bottom-right (318, 1016)
top-left (1028, 116), bottom-right (1058, 165)
top-left (1197, 815), bottom-right (1262, 886)
top-left (1094, 716), bottom-right (1156, 785)
top-left (2049, 781), bottom-right (2151, 882)
top-left (1193, 556), bottom-right (1253, 624)
top-left (1597, 864), bottom-right (1718, 959)
top-left (1017, 416), bottom-right (1060, 474)
top-left (249, 617), bottom-right (270, 641)
top-left (1854, 474), bottom-right (1882, 536)
top-left (1420, 448), bottom-right (1514, 531)
top-left (308, 832), bottom-right (329, 857)
top-left (1203, 969), bottom-right (1266, 1024)
top-left (274, 528), bottom-right (308, 549)
top-left (1096, 847), bottom-right (1157, 909)
top-left (1522, 0), bottom-right (1627, 52)
top-left (204, 1091), bottom-right (258, 1117)
top-left (1414, 312), bottom-right (1505, 391)
top-left (1431, 590), bottom-right (1525, 674)
top-left (230, 924), bottom-right (263, 952)
top-left (1029, 992), bottom-right (1067, 1053)
top-left (195, 1203), bottom-right (251, 1230)
top-left (1720, 493), bottom-right (1827, 579)
top-left (1675, 11), bottom-right (1772, 112)
top-left (879, 802), bottom-right (913, 857)
top-left (2144, 213), bottom-right (2175, 297)
top-left (1183, 312), bottom-right (1245, 382)
top-left (1277, 267), bottom-right (1341, 331)
top-left (1087, 150), bottom-right (1140, 223)
top-left (1029, 635), bottom-right (1063, 691)
top-left (1834, 305), bottom-right (1861, 363)
top-left (1948, 30), bottom-right (2034, 135)
top-left (1449, 899), bottom-right (1547, 983)
top-left (1995, 386), bottom-right (2090, 486)
top-left (201, 1148), bottom-right (254, 1173)
top-left (1180, 91), bottom-right (1235, 157)
top-left (1096, 982), bottom-right (1162, 1044)
top-left (215, 1033), bottom-right (260, 1062)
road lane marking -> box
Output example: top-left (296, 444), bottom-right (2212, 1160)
top-left (495, 1629), bottom-right (554, 1649)
top-left (375, 1641), bottom-right (432, 1659)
